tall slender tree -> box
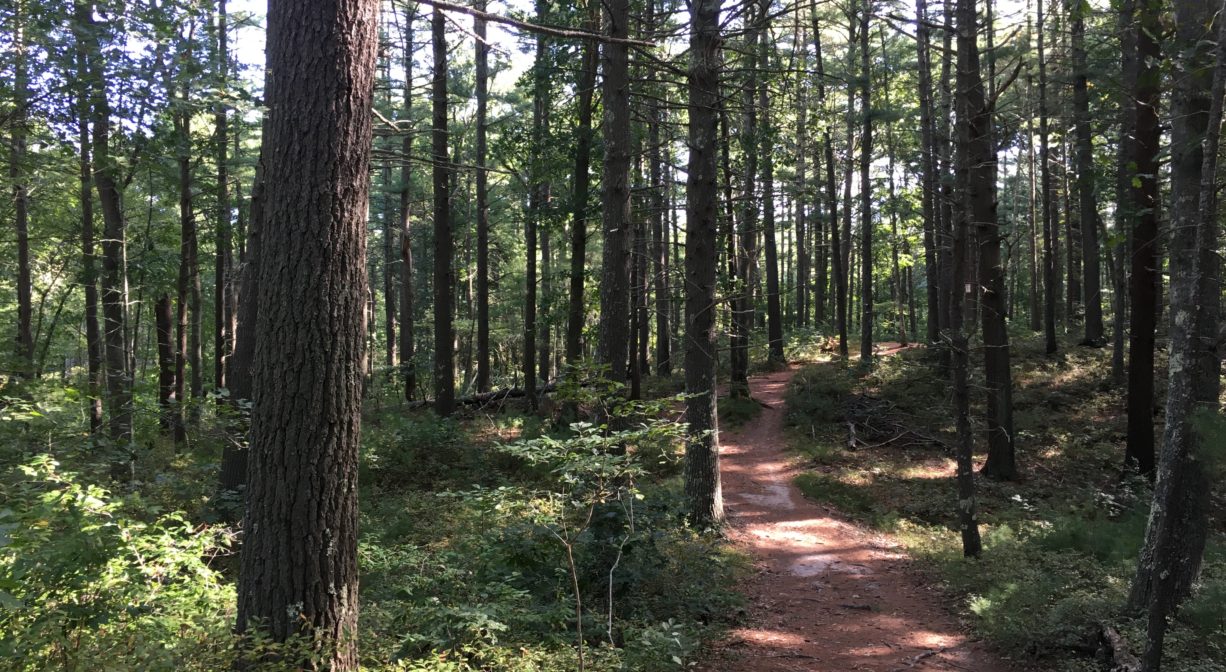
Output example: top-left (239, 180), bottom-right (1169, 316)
top-left (1125, 0), bottom-right (1161, 475)
top-left (475, 0), bottom-right (491, 392)
top-left (598, 0), bottom-right (633, 385)
top-left (858, 2), bottom-right (873, 364)
top-left (684, 0), bottom-right (724, 526)
top-left (432, 6), bottom-right (455, 416)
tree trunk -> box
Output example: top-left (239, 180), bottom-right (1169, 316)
top-left (976, 0), bottom-right (1016, 482)
top-left (218, 154), bottom-right (263, 496)
top-left (1110, 0), bottom-right (1135, 383)
top-left (525, 13), bottom-right (548, 410)
top-left (914, 0), bottom-right (940, 344)
top-left (1069, 0), bottom-right (1102, 345)
top-left (565, 0), bottom-right (597, 369)
top-left (234, 1), bottom-right (376, 667)
top-left (1125, 0), bottom-right (1161, 476)
top-left (731, 10), bottom-right (760, 395)
top-left (77, 0), bottom-right (134, 479)
top-left (952, 0), bottom-right (983, 558)
top-left (1130, 6), bottom-right (1223, 668)
top-left (155, 295), bottom-right (179, 437)
top-left (858, 4), bottom-right (873, 364)
top-left (432, 7), bottom-right (455, 416)
top-left (73, 17), bottom-right (104, 432)
top-left (760, 8), bottom-right (784, 365)
top-left (1027, 68), bottom-right (1042, 333)
top-left (11, 0), bottom-right (33, 378)
top-left (598, 0), bottom-right (633, 385)
top-left (684, 0), bottom-right (725, 526)
top-left (811, 7), bottom-right (841, 344)
top-left (400, 8), bottom-right (417, 401)
top-left (1038, 0), bottom-right (1058, 355)
top-left (472, 0), bottom-right (490, 392)
top-left (215, 0), bottom-right (232, 392)
top-left (880, 26), bottom-right (907, 348)
top-left (649, 5), bottom-right (671, 375)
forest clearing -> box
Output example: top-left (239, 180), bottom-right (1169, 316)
top-left (2, 0), bottom-right (1225, 670)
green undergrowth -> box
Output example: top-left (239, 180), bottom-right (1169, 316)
top-left (783, 333), bottom-right (1226, 671)
top-left (0, 372), bottom-right (745, 671)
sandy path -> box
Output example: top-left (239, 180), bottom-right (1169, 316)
top-left (700, 354), bottom-right (1015, 672)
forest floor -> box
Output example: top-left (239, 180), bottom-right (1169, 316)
top-left (699, 348), bottom-right (1015, 672)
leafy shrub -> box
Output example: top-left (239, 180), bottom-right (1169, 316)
top-left (784, 364), bottom-right (852, 428)
top-left (0, 457), bottom-right (235, 671)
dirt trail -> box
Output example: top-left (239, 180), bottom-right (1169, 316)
top-left (701, 348), bottom-right (1015, 672)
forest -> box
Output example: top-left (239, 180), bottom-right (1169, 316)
top-left (0, 0), bottom-right (1224, 670)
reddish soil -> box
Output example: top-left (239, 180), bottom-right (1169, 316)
top-left (700, 352), bottom-right (1016, 672)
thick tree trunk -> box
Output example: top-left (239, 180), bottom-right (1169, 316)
top-left (598, 0), bottom-right (633, 385)
top-left (1129, 0), bottom-right (1222, 643)
top-left (684, 0), bottom-right (724, 526)
top-left (974, 1), bottom-right (1016, 482)
top-left (858, 5), bottom-right (873, 364)
top-left (1125, 0), bottom-right (1161, 476)
top-left (234, 1), bottom-right (376, 668)
top-left (1131, 7), bottom-right (1223, 669)
top-left (432, 7), bottom-right (455, 416)
top-left (952, 0), bottom-right (983, 558)
top-left (565, 2), bottom-right (597, 368)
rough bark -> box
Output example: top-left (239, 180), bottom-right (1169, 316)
top-left (649, 4), bottom-right (671, 375)
top-left (432, 7), bottom-right (455, 416)
top-left (973, 0), bottom-right (1016, 482)
top-left (858, 3), bottom-right (873, 365)
top-left (952, 0), bottom-right (983, 558)
top-left (598, 0), bottom-right (633, 385)
top-left (1129, 8), bottom-right (1222, 666)
top-left (234, 1), bottom-right (376, 667)
top-left (684, 0), bottom-right (724, 526)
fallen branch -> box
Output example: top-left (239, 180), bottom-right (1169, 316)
top-left (405, 382), bottom-right (558, 410)
top-left (1098, 625), bottom-right (1141, 672)
top-left (890, 646), bottom-right (947, 671)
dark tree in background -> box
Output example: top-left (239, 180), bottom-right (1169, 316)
top-left (234, 0), bottom-right (377, 668)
